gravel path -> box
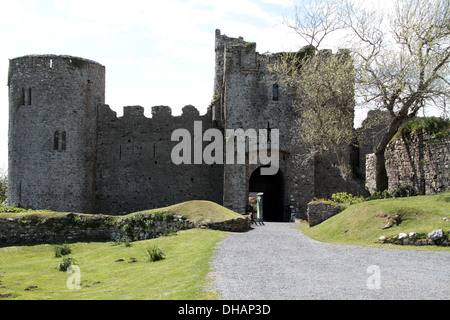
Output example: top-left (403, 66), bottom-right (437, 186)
top-left (210, 222), bottom-right (450, 300)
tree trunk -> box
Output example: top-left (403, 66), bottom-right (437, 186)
top-left (373, 115), bottom-right (407, 192)
top-left (374, 148), bottom-right (389, 192)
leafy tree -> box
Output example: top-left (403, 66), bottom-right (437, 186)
top-left (270, 47), bottom-right (356, 180)
top-left (0, 168), bottom-right (7, 205)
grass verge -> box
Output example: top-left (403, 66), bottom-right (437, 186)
top-left (0, 228), bottom-right (227, 300)
top-left (298, 191), bottom-right (450, 251)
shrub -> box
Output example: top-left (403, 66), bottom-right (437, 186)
top-left (331, 192), bottom-right (364, 205)
top-left (145, 245), bottom-right (165, 262)
top-left (152, 210), bottom-right (174, 222)
top-left (0, 175), bottom-right (6, 205)
top-left (54, 244), bottom-right (72, 257)
top-left (392, 185), bottom-right (418, 198)
top-left (111, 235), bottom-right (132, 247)
top-left (59, 257), bottom-right (77, 272)
top-left (0, 205), bottom-right (30, 213)
top-left (366, 190), bottom-right (392, 201)
top-left (399, 116), bottom-right (450, 140)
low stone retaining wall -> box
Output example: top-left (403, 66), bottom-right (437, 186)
top-left (307, 202), bottom-right (343, 227)
top-left (0, 212), bottom-right (251, 245)
top-left (198, 218), bottom-right (251, 232)
top-left (379, 229), bottom-right (449, 246)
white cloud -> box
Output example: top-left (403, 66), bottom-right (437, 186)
top-left (0, 0), bottom-right (304, 169)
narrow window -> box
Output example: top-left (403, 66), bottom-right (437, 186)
top-left (54, 131), bottom-right (59, 150)
top-left (272, 84), bottom-right (279, 101)
top-left (27, 88), bottom-right (32, 105)
top-left (61, 131), bottom-right (66, 151)
top-left (153, 143), bottom-right (156, 158)
top-left (21, 88), bottom-right (25, 106)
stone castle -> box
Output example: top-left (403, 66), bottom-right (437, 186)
top-left (8, 29), bottom-right (446, 221)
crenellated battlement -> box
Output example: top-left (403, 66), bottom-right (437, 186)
top-left (99, 104), bottom-right (209, 122)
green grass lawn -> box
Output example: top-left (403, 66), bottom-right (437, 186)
top-left (0, 200), bottom-right (245, 300)
top-left (299, 191), bottom-right (450, 251)
top-left (0, 228), bottom-right (228, 300)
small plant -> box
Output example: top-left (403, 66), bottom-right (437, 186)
top-left (331, 192), bottom-right (364, 205)
top-left (0, 205), bottom-right (31, 213)
top-left (366, 190), bottom-right (392, 201)
top-left (145, 245), bottom-right (165, 262)
top-left (392, 185), bottom-right (418, 198)
top-left (54, 244), bottom-right (72, 257)
top-left (111, 235), bottom-right (132, 247)
top-left (59, 257), bottom-right (77, 272)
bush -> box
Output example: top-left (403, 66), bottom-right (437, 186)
top-left (111, 235), bottom-right (132, 247)
top-left (59, 257), bottom-right (77, 272)
top-left (392, 185), bottom-right (418, 198)
top-left (399, 116), bottom-right (450, 139)
top-left (54, 244), bottom-right (72, 257)
top-left (331, 192), bottom-right (364, 205)
top-left (0, 181), bottom-right (6, 205)
top-left (0, 205), bottom-right (30, 213)
top-left (145, 245), bottom-right (165, 262)
top-left (366, 190), bottom-right (392, 201)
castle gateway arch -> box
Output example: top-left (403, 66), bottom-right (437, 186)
top-left (249, 166), bottom-right (286, 222)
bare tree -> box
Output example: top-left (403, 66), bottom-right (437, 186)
top-left (277, 0), bottom-right (450, 192)
top-left (345, 0), bottom-right (450, 191)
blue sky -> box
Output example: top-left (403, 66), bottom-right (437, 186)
top-left (0, 0), bottom-right (393, 171)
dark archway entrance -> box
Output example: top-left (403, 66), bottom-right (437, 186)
top-left (249, 167), bottom-right (285, 222)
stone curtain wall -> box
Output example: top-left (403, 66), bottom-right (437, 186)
top-left (366, 131), bottom-right (450, 194)
top-left (95, 104), bottom-right (224, 215)
top-left (0, 213), bottom-right (250, 245)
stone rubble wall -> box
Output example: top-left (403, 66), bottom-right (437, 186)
top-left (379, 229), bottom-right (449, 246)
top-left (366, 131), bottom-right (450, 194)
top-left (0, 212), bottom-right (251, 245)
top-left (307, 202), bottom-right (343, 227)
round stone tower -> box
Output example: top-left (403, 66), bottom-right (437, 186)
top-left (8, 55), bottom-right (105, 213)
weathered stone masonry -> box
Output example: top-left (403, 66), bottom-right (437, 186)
top-left (0, 212), bottom-right (251, 245)
top-left (8, 30), bottom-right (359, 221)
top-left (366, 131), bottom-right (450, 194)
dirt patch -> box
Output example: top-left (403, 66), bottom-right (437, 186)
top-left (25, 285), bottom-right (38, 291)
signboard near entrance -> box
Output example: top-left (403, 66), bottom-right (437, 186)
top-left (256, 193), bottom-right (264, 221)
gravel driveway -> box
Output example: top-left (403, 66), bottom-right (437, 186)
top-left (210, 222), bottom-right (449, 300)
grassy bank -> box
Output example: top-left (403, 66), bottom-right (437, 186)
top-left (299, 191), bottom-right (450, 251)
top-left (0, 228), bottom-right (227, 300)
top-left (0, 200), bottom-right (244, 224)
top-left (132, 200), bottom-right (244, 224)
